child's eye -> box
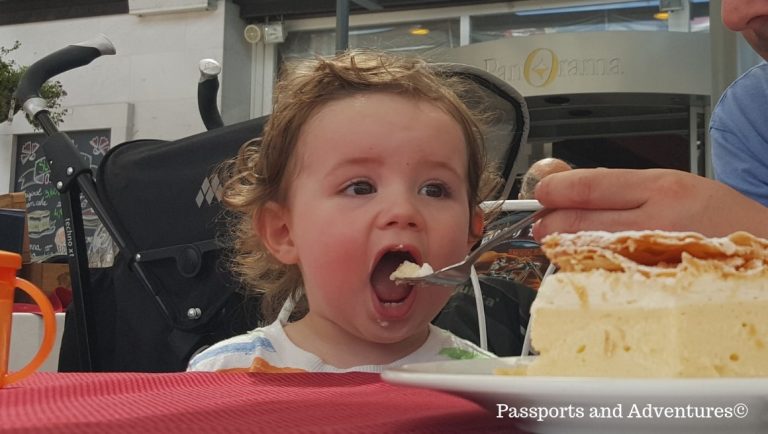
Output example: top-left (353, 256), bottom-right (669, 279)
top-left (343, 180), bottom-right (376, 195)
top-left (419, 183), bottom-right (449, 198)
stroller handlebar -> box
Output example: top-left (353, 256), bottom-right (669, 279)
top-left (14, 34), bottom-right (116, 119)
top-left (198, 58), bottom-right (221, 82)
top-left (197, 58), bottom-right (224, 130)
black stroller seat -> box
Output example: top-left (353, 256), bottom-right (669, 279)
top-left (59, 118), bottom-right (267, 372)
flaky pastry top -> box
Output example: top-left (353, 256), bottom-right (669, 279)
top-left (541, 231), bottom-right (768, 277)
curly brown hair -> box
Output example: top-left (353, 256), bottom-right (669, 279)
top-left (219, 49), bottom-right (502, 323)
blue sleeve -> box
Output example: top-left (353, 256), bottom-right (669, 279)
top-left (709, 63), bottom-right (768, 207)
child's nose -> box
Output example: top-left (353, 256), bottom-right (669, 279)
top-left (380, 195), bottom-right (424, 230)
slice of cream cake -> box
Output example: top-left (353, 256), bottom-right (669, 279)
top-left (526, 230), bottom-right (768, 377)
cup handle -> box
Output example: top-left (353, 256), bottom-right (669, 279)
top-left (4, 278), bottom-right (56, 385)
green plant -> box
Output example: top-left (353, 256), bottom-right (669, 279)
top-left (0, 41), bottom-right (68, 127)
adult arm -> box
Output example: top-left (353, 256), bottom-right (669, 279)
top-left (532, 168), bottom-right (768, 240)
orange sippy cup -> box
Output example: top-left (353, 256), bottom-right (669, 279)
top-left (0, 250), bottom-right (56, 387)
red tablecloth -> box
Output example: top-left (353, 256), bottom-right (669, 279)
top-left (0, 372), bottom-right (521, 433)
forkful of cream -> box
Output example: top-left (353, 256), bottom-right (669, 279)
top-left (389, 203), bottom-right (551, 287)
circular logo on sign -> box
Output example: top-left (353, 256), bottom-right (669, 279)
top-left (524, 48), bottom-right (558, 87)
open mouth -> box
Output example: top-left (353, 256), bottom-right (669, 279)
top-left (370, 250), bottom-right (416, 304)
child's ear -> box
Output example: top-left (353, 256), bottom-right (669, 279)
top-left (256, 201), bottom-right (299, 264)
top-left (467, 207), bottom-right (485, 249)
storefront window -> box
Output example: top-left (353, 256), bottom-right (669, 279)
top-left (471, 0), bottom-right (710, 43)
top-left (280, 19), bottom-right (460, 61)
top-left (279, 1), bottom-right (710, 59)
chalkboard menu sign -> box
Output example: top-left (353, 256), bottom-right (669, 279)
top-left (14, 129), bottom-right (113, 263)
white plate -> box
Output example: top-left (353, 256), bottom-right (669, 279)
top-left (381, 357), bottom-right (768, 434)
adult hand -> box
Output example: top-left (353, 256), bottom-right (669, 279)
top-left (532, 168), bottom-right (768, 240)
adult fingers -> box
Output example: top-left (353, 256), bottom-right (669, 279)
top-left (532, 208), bottom-right (653, 241)
top-left (535, 168), bottom-right (655, 210)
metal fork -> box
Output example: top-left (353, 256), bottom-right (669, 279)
top-left (393, 206), bottom-right (552, 287)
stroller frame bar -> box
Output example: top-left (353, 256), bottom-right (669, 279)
top-left (14, 35), bottom-right (177, 370)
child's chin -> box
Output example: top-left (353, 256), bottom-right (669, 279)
top-left (363, 321), bottom-right (421, 344)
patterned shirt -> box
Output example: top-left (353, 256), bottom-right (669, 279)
top-left (187, 320), bottom-right (495, 373)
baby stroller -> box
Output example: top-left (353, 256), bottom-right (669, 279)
top-left (14, 34), bottom-right (531, 372)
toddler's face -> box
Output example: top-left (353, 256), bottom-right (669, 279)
top-left (281, 92), bottom-right (478, 345)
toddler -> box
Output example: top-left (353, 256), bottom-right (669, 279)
top-left (188, 50), bottom-right (502, 373)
